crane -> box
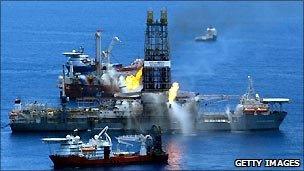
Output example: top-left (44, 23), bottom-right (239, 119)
top-left (116, 134), bottom-right (152, 156)
top-left (195, 94), bottom-right (240, 102)
top-left (92, 126), bottom-right (112, 146)
top-left (101, 36), bottom-right (121, 67)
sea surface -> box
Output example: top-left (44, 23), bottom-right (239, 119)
top-left (1, 1), bottom-right (303, 170)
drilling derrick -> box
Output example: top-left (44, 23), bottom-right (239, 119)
top-left (140, 9), bottom-right (172, 131)
top-left (143, 9), bottom-right (171, 92)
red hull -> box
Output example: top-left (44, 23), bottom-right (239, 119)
top-left (50, 154), bottom-right (168, 168)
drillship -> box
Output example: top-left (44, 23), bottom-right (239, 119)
top-left (9, 76), bottom-right (290, 132)
top-left (9, 9), bottom-right (199, 133)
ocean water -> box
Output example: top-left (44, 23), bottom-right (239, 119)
top-left (1, 1), bottom-right (303, 170)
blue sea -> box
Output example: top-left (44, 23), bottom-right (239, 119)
top-left (1, 1), bottom-right (303, 170)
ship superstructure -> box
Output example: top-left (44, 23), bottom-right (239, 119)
top-left (63, 46), bottom-right (96, 74)
top-left (58, 30), bottom-right (143, 99)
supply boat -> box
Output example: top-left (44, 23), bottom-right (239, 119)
top-left (197, 76), bottom-right (290, 131)
top-left (195, 26), bottom-right (217, 41)
top-left (42, 125), bottom-right (168, 168)
top-left (228, 76), bottom-right (289, 130)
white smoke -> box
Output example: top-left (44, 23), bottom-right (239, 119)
top-left (169, 102), bottom-right (192, 134)
top-left (118, 75), bottom-right (127, 93)
top-left (99, 66), bottom-right (125, 92)
top-left (235, 104), bottom-right (243, 115)
top-left (100, 69), bottom-right (113, 86)
top-left (225, 106), bottom-right (232, 122)
top-left (225, 106), bottom-right (230, 115)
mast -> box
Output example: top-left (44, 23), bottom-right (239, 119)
top-left (246, 75), bottom-right (255, 99)
top-left (102, 36), bottom-right (121, 68)
top-left (95, 30), bottom-right (102, 75)
top-left (62, 65), bottom-right (66, 97)
top-left (61, 65), bottom-right (67, 123)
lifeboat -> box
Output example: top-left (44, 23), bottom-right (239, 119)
top-left (256, 107), bottom-right (268, 113)
top-left (81, 146), bottom-right (96, 152)
top-left (243, 107), bottom-right (255, 114)
top-left (10, 112), bottom-right (18, 116)
top-left (243, 106), bottom-right (269, 114)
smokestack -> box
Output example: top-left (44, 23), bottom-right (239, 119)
top-left (95, 30), bottom-right (102, 74)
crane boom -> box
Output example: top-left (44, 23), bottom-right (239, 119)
top-left (97, 126), bottom-right (109, 139)
top-left (196, 94), bottom-right (240, 101)
top-left (102, 36), bottom-right (121, 66)
top-left (116, 134), bottom-right (152, 143)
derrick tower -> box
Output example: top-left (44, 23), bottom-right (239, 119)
top-left (143, 9), bottom-right (171, 92)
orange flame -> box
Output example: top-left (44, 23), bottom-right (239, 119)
top-left (168, 82), bottom-right (179, 104)
top-left (125, 67), bottom-right (143, 90)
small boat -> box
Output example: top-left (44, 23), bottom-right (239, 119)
top-left (42, 125), bottom-right (168, 168)
top-left (195, 26), bottom-right (217, 41)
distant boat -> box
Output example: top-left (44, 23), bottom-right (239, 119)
top-left (195, 26), bottom-right (217, 41)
